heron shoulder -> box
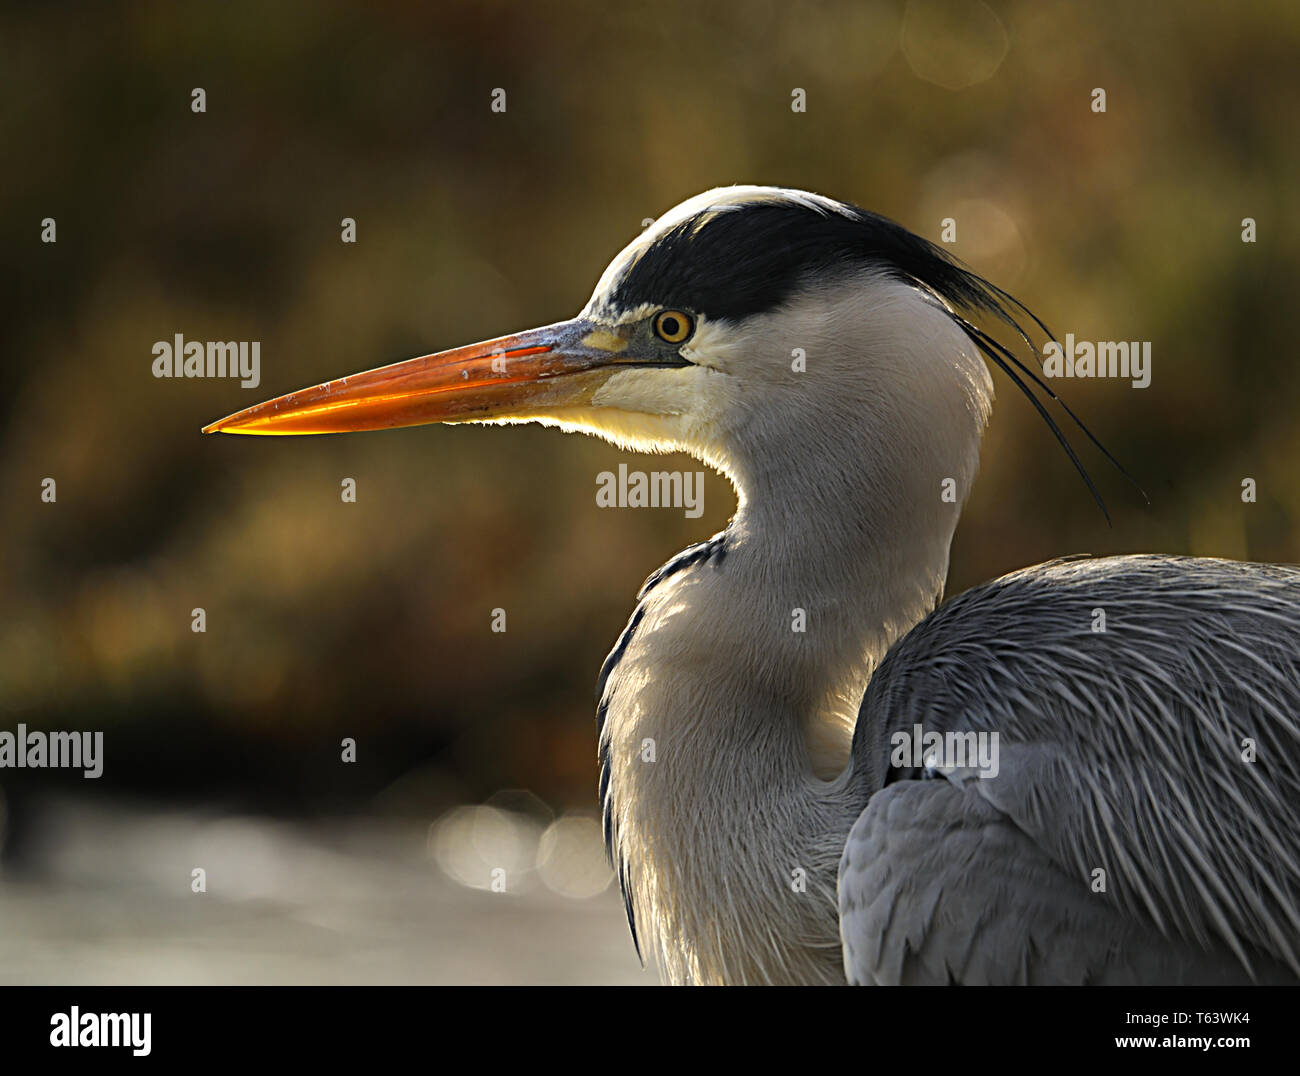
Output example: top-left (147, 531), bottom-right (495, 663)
top-left (854, 553), bottom-right (1300, 783)
top-left (848, 552), bottom-right (1300, 979)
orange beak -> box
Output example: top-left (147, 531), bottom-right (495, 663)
top-left (202, 318), bottom-right (642, 436)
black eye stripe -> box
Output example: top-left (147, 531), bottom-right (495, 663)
top-left (613, 197), bottom-right (1025, 324)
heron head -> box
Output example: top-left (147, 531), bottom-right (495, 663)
top-left (205, 185), bottom-right (1108, 509)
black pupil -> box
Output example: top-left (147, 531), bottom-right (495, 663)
top-left (661, 316), bottom-right (680, 337)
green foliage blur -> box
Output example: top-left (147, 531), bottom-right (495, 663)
top-left (3, 0), bottom-right (1298, 814)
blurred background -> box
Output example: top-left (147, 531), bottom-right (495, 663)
top-left (1, 0), bottom-right (1297, 983)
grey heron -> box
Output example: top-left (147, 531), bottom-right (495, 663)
top-left (205, 186), bottom-right (1300, 985)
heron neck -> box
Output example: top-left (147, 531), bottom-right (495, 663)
top-left (601, 443), bottom-right (966, 984)
top-left (727, 441), bottom-right (959, 773)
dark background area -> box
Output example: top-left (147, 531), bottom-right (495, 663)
top-left (2, 0), bottom-right (1298, 832)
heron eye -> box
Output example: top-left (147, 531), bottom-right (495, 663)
top-left (653, 309), bottom-right (694, 344)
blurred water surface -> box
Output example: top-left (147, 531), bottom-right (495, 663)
top-left (0, 795), bottom-right (648, 984)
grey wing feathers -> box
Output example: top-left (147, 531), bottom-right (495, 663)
top-left (841, 554), bottom-right (1300, 983)
top-left (838, 779), bottom-right (1269, 984)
